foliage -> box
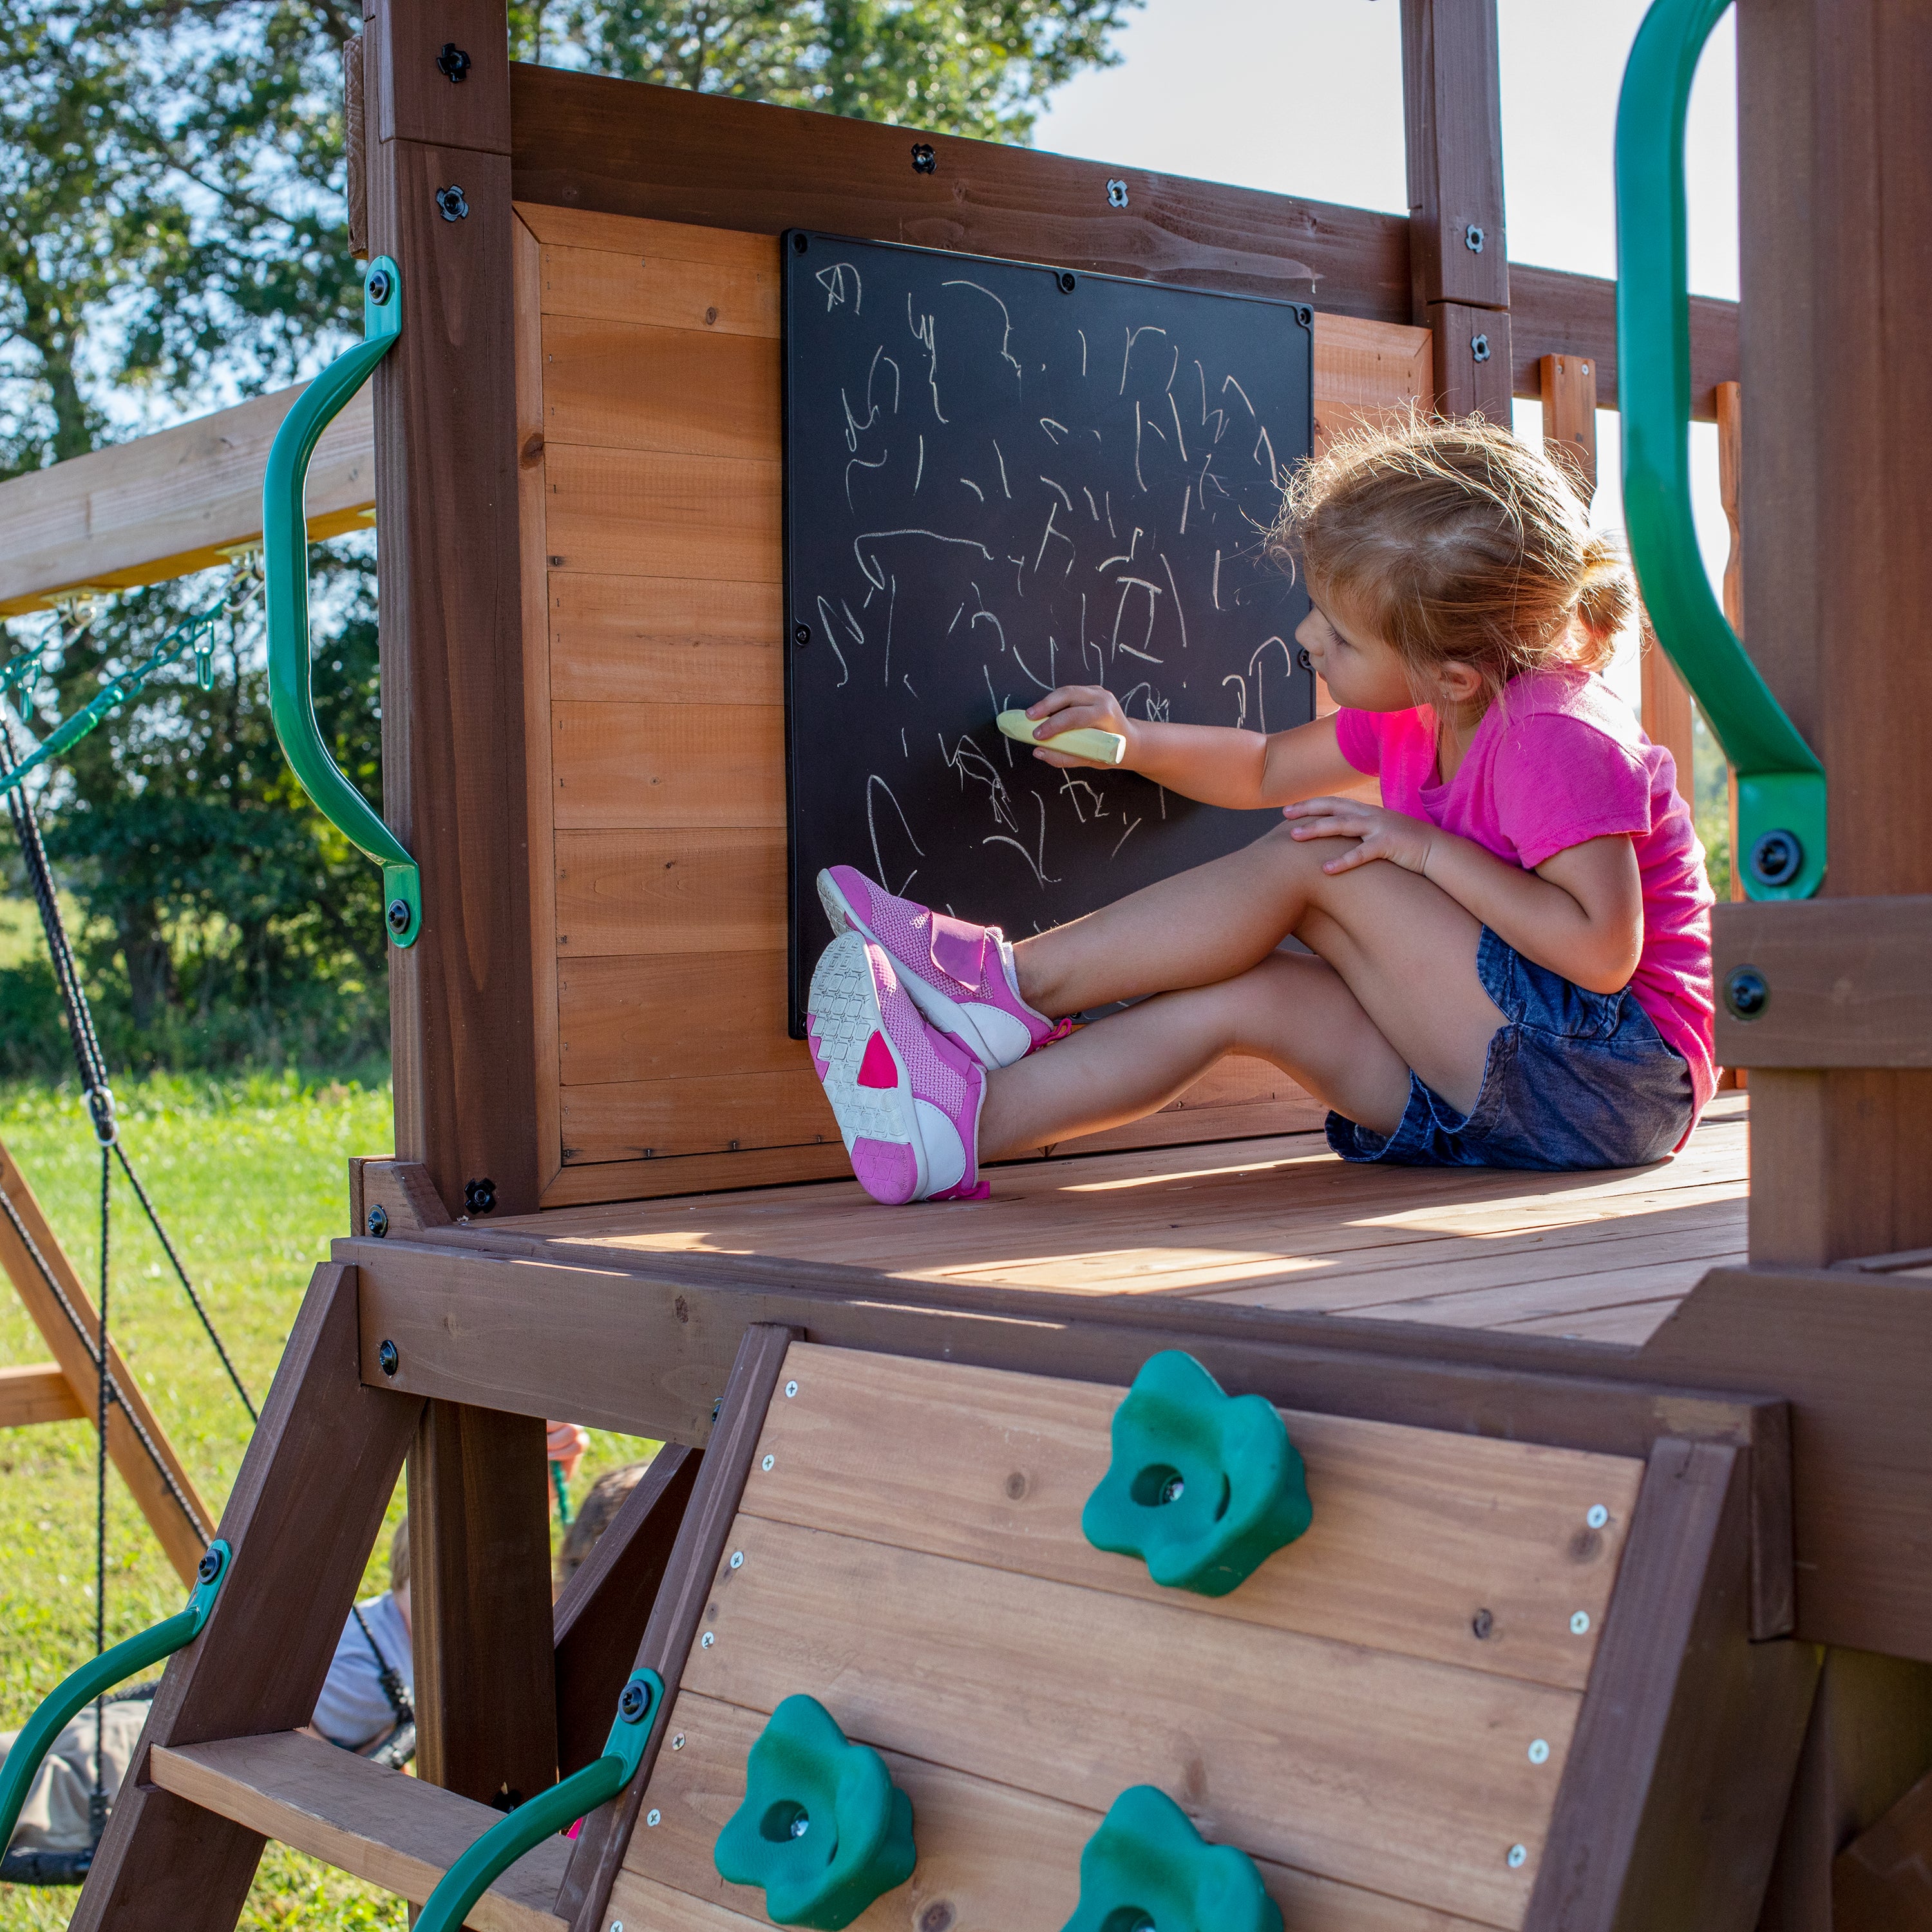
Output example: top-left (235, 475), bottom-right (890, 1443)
top-left (0, 1072), bottom-right (656, 1931)
top-left (1690, 708), bottom-right (1732, 903)
top-left (509, 0), bottom-right (1141, 142)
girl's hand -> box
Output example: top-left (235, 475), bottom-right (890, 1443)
top-left (1282, 797), bottom-right (1438, 876)
top-left (1022, 685), bottom-right (1135, 767)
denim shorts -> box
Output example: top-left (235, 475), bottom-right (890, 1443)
top-left (1327, 927), bottom-right (1695, 1171)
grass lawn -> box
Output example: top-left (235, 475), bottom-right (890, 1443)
top-left (0, 1072), bottom-right (658, 1931)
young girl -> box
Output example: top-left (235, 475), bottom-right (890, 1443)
top-left (802, 419), bottom-right (1715, 1205)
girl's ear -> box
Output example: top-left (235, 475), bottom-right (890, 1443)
top-left (1429, 659), bottom-right (1487, 708)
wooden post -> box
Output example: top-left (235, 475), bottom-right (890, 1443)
top-left (0, 1137), bottom-right (213, 1584)
top-left (1737, 0), bottom-right (1932, 1265)
top-left (1539, 350), bottom-right (1598, 503)
top-left (362, 0), bottom-right (540, 1220)
top-left (1400, 0), bottom-right (1512, 419)
top-left (1716, 381), bottom-right (1745, 903)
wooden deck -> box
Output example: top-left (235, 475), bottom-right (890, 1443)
top-left (444, 1094), bottom-right (1749, 1349)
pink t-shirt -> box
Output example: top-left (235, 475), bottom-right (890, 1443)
top-left (1334, 667), bottom-right (1716, 1125)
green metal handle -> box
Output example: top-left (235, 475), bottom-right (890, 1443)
top-left (0, 1540), bottom-right (230, 1853)
top-left (1083, 1351), bottom-right (1311, 1598)
top-left (1060, 1786), bottom-right (1281, 1932)
top-left (415, 1671), bottom-right (663, 1932)
top-left (263, 257), bottom-right (421, 946)
top-left (1615, 0), bottom-right (1826, 898)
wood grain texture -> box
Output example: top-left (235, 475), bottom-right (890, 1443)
top-left (545, 575), bottom-right (782, 707)
top-left (71, 1263), bottom-right (422, 1932)
top-left (535, 235), bottom-right (781, 336)
top-left (344, 33), bottom-right (368, 260)
top-left (149, 1732), bottom-right (567, 1932)
top-left (1714, 896), bottom-right (1932, 1068)
top-left (1524, 1441), bottom-right (1814, 1932)
top-left (1538, 353), bottom-right (1597, 503)
top-left (1834, 1765), bottom-right (1932, 1932)
top-left (681, 1510), bottom-right (1572, 1926)
top-left (558, 952), bottom-right (794, 1083)
top-left (558, 1066), bottom-right (831, 1163)
top-left (559, 1323), bottom-right (798, 1932)
top-left (1716, 381), bottom-right (1743, 639)
top-left (0, 1138), bottom-right (212, 1581)
top-left (0, 384), bottom-right (374, 618)
top-left (543, 446), bottom-right (780, 583)
top-left (747, 1341), bottom-right (1639, 1690)
top-left (618, 1690), bottom-right (1494, 1932)
top-left (556, 829), bottom-right (784, 956)
top-left (408, 1403), bottom-right (560, 1811)
top-left (542, 315), bottom-right (779, 459)
top-left (553, 1443), bottom-right (701, 1779)
top-left (0, 1360), bottom-right (83, 1426)
top-left (365, 0), bottom-right (509, 152)
top-left (368, 128), bottom-right (540, 1215)
top-left (539, 1141), bottom-right (855, 1206)
top-left (551, 701), bottom-right (784, 829)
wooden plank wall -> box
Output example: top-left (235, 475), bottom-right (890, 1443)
top-left (515, 204), bottom-right (1431, 1208)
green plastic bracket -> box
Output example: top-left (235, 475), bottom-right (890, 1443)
top-left (713, 1694), bottom-right (916, 1929)
top-left (1082, 1351), bottom-right (1311, 1597)
top-left (1615, 0), bottom-right (1826, 898)
top-left (0, 1539), bottom-right (231, 1853)
top-left (263, 256), bottom-right (422, 947)
top-left (415, 1670), bottom-right (663, 1932)
top-left (1059, 1786), bottom-right (1282, 1932)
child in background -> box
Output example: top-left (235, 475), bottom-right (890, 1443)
top-left (804, 419), bottom-right (1714, 1202)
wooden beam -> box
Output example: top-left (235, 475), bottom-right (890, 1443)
top-left (0, 1359), bottom-right (84, 1427)
top-left (557, 1323), bottom-right (797, 1932)
top-left (366, 3), bottom-right (540, 1218)
top-left (149, 1732), bottom-right (567, 1932)
top-left (1525, 1440), bottom-right (1815, 1931)
top-left (1835, 1762), bottom-right (1932, 1929)
top-left (1738, 0), bottom-right (1932, 1265)
top-left (71, 1264), bottom-right (423, 1932)
top-left (0, 1138), bottom-right (213, 1584)
top-left (552, 1443), bottom-right (701, 1778)
top-left (1400, 0), bottom-right (1512, 418)
top-left (0, 385), bottom-right (375, 618)
top-left (1714, 897), bottom-right (1932, 1069)
top-left (1539, 351), bottom-right (1598, 502)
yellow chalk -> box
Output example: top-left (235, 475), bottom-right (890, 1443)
top-left (996, 708), bottom-right (1126, 767)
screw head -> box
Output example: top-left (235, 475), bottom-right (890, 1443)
top-left (377, 1338), bottom-right (400, 1379)
top-left (1507, 1844), bottom-right (1528, 1870)
top-left (1464, 222), bottom-right (1486, 252)
top-left (671, 1732), bottom-right (686, 1750)
top-left (1528, 1738), bottom-right (1551, 1765)
top-left (1570, 1610), bottom-right (1592, 1636)
top-left (435, 184), bottom-right (469, 222)
top-left (1297, 645), bottom-right (1312, 671)
top-left (729, 1550), bottom-right (744, 1569)
top-left (646, 1808), bottom-right (661, 1828)
top-left (792, 623), bottom-right (811, 648)
top-left (618, 1678), bottom-right (653, 1722)
top-left (1471, 332), bottom-right (1492, 363)
top-left (197, 1546), bottom-right (225, 1584)
top-left (366, 267), bottom-right (393, 305)
top-left (464, 1177), bottom-right (497, 1215)
top-left (1725, 965), bottom-right (1769, 1020)
top-left (1472, 1607), bottom-right (1495, 1640)
top-left (437, 42), bottom-right (472, 81)
top-left (762, 1454), bottom-right (775, 1472)
top-left (700, 1631), bottom-right (715, 1649)
top-left (784, 1379), bottom-right (799, 1398)
top-left (1586, 1504), bottom-right (1609, 1530)
top-left (1749, 828), bottom-right (1804, 888)
top-left (910, 142), bottom-right (936, 175)
top-left (1106, 178), bottom-right (1130, 209)
top-left (387, 898), bottom-right (411, 934)
top-left (791, 232), bottom-right (810, 254)
top-left (1056, 270), bottom-right (1077, 293)
top-left (366, 1204), bottom-right (390, 1238)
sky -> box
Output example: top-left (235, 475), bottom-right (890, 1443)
top-left (1033, 0), bottom-right (1741, 701)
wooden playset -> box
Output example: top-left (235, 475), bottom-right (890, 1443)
top-left (5, 0), bottom-right (1932, 1927)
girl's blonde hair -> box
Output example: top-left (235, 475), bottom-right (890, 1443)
top-left (1269, 415), bottom-right (1635, 697)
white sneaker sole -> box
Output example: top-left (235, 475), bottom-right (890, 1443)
top-left (806, 935), bottom-right (932, 1200)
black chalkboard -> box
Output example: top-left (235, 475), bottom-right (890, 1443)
top-left (782, 231), bottom-right (1314, 1033)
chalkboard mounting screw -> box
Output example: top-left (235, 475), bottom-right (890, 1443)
top-left (910, 142), bottom-right (936, 175)
top-left (791, 232), bottom-right (810, 254)
top-left (793, 623), bottom-right (811, 648)
top-left (1056, 270), bottom-right (1077, 294)
top-left (1106, 179), bottom-right (1130, 209)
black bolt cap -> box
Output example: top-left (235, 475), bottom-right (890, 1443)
top-left (464, 1177), bottom-right (497, 1215)
top-left (366, 1203), bottom-right (390, 1238)
top-left (1725, 965), bottom-right (1769, 1020)
top-left (910, 142), bottom-right (936, 174)
top-left (366, 268), bottom-right (392, 305)
top-left (619, 1678), bottom-right (654, 1722)
top-left (198, 1546), bottom-right (225, 1584)
top-left (378, 1338), bottom-right (400, 1378)
top-left (437, 41), bottom-right (471, 80)
top-left (387, 898), bottom-right (411, 934)
top-left (1749, 829), bottom-right (1803, 888)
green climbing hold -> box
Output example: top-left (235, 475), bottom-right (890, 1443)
top-left (713, 1694), bottom-right (916, 1929)
top-left (1082, 1350), bottom-right (1311, 1596)
top-left (1060, 1785), bottom-right (1282, 1932)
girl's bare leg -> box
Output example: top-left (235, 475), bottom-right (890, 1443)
top-left (983, 824), bottom-right (1510, 1155)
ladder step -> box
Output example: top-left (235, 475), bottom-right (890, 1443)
top-left (149, 1732), bottom-right (568, 1932)
top-left (0, 1362), bottom-right (83, 1428)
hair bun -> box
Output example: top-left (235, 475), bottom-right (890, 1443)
top-left (1575, 533), bottom-right (1636, 647)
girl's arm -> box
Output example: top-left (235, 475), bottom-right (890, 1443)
top-left (1021, 685), bottom-right (1359, 808)
top-left (1283, 799), bottom-right (1645, 994)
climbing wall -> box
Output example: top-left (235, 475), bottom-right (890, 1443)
top-left (512, 204), bottom-right (1430, 1208)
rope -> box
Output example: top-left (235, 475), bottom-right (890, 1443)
top-left (90, 1147), bottom-right (109, 1839)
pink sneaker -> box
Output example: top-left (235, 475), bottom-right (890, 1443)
top-left (816, 866), bottom-right (1066, 1070)
top-left (805, 932), bottom-right (989, 1206)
